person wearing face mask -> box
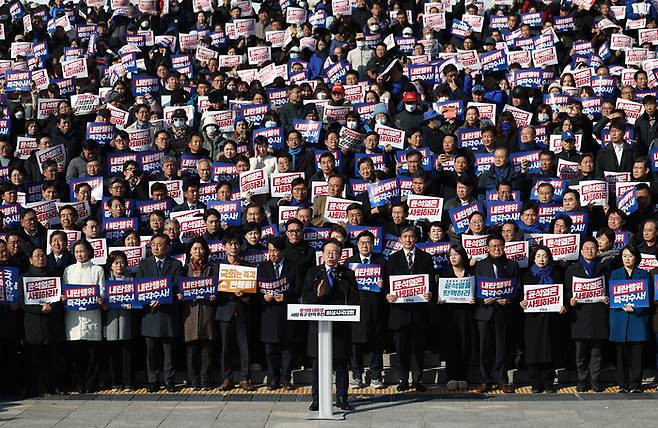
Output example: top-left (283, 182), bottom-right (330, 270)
top-left (201, 115), bottom-right (223, 160)
top-left (347, 33), bottom-right (374, 80)
top-left (167, 108), bottom-right (193, 151)
top-left (395, 90), bottom-right (424, 135)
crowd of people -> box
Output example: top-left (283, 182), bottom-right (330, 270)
top-left (0, 0), bottom-right (658, 412)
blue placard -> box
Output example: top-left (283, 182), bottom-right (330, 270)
top-left (63, 284), bottom-right (100, 311)
top-left (417, 241), bottom-right (451, 271)
top-left (293, 119), bottom-right (322, 144)
top-left (480, 49), bottom-right (508, 73)
top-left (449, 202), bottom-right (482, 235)
top-left (132, 75), bottom-right (161, 96)
top-left (207, 200), bottom-right (242, 227)
top-left (609, 279), bottom-right (649, 308)
top-left (367, 178), bottom-right (400, 208)
top-left (105, 279), bottom-right (136, 309)
top-left (135, 277), bottom-right (173, 305)
top-left (476, 276), bottom-right (517, 299)
top-left (0, 267), bottom-right (19, 305)
top-left (179, 276), bottom-right (216, 301)
top-left (348, 263), bottom-right (383, 292)
top-left (347, 225), bottom-right (383, 253)
top-left (252, 127), bottom-right (284, 150)
top-left (86, 122), bottom-right (116, 146)
top-left (486, 201), bottom-right (521, 226)
top-left (458, 128), bottom-right (483, 151)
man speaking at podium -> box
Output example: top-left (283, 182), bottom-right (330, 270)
top-left (303, 238), bottom-right (359, 412)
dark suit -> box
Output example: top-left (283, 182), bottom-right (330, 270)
top-left (136, 255), bottom-right (183, 387)
top-left (257, 258), bottom-right (300, 384)
top-left (46, 251), bottom-right (74, 278)
top-left (346, 252), bottom-right (387, 382)
top-left (474, 255), bottom-right (520, 386)
top-left (594, 142), bottom-right (639, 178)
top-left (302, 263), bottom-right (359, 402)
top-left (215, 260), bottom-right (254, 382)
top-left (172, 201), bottom-right (207, 212)
top-left (386, 248), bottom-right (436, 384)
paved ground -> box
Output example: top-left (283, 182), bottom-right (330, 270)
top-left (1, 392), bottom-right (658, 427)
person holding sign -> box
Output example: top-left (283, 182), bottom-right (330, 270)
top-left (437, 244), bottom-right (476, 391)
top-left (385, 226), bottom-right (435, 392)
top-left (609, 245), bottom-right (652, 393)
top-left (519, 246), bottom-right (566, 393)
top-left (62, 239), bottom-right (105, 394)
top-left (474, 234), bottom-right (519, 394)
top-left (564, 237), bottom-right (610, 392)
top-left (303, 238), bottom-right (359, 411)
top-left (216, 232), bottom-right (257, 392)
top-left (178, 238), bottom-right (218, 390)
top-left (347, 230), bottom-right (388, 389)
top-left (19, 248), bottom-right (66, 396)
top-left (257, 237), bottom-right (300, 391)
top-left (137, 234), bottom-right (183, 393)
top-left (103, 251), bottom-right (137, 392)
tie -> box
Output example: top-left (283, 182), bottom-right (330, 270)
top-left (493, 263), bottom-right (499, 279)
top-left (274, 262), bottom-right (281, 278)
top-left (189, 204), bottom-right (196, 210)
top-left (327, 268), bottom-right (334, 288)
top-left (157, 260), bottom-right (164, 276)
top-left (363, 257), bottom-right (369, 265)
top-left (407, 252), bottom-right (414, 271)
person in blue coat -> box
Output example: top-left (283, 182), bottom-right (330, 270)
top-left (608, 245), bottom-right (652, 393)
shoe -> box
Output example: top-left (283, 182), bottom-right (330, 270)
top-left (190, 380), bottom-right (201, 391)
top-left (281, 379), bottom-right (296, 391)
top-left (112, 385), bottom-right (122, 392)
top-left (267, 379), bottom-right (280, 390)
top-left (200, 379), bottom-right (211, 390)
top-left (446, 380), bottom-right (458, 391)
top-left (123, 385), bottom-right (135, 392)
top-left (165, 384), bottom-right (176, 393)
top-left (576, 383), bottom-right (590, 393)
top-left (350, 375), bottom-right (364, 389)
top-left (396, 382), bottom-right (410, 391)
top-left (335, 396), bottom-right (354, 411)
top-left (630, 388), bottom-right (642, 393)
top-left (413, 382), bottom-right (426, 392)
top-left (218, 379), bottom-right (234, 391)
top-left (458, 381), bottom-right (468, 390)
top-left (308, 401), bottom-right (319, 411)
top-left (370, 379), bottom-right (385, 389)
top-left (500, 385), bottom-right (515, 394)
top-left (618, 387), bottom-right (629, 393)
top-left (545, 387), bottom-right (557, 394)
top-left (477, 383), bottom-right (491, 393)
top-left (147, 384), bottom-right (159, 393)
top-left (532, 387), bottom-right (542, 394)
top-left (239, 380), bottom-right (255, 391)
top-left (592, 384), bottom-right (604, 393)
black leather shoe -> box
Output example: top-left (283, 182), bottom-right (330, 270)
top-left (267, 379), bottom-right (280, 390)
top-left (336, 397), bottom-right (354, 411)
top-left (413, 382), bottom-right (426, 392)
top-left (281, 379), bottom-right (296, 391)
top-left (397, 382), bottom-right (410, 391)
top-left (147, 384), bottom-right (159, 393)
top-left (165, 384), bottom-right (176, 393)
top-left (308, 401), bottom-right (319, 411)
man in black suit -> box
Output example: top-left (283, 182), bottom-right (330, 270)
top-left (385, 225), bottom-right (435, 392)
top-left (216, 232), bottom-right (256, 392)
top-left (46, 231), bottom-right (74, 277)
top-left (303, 238), bottom-right (359, 412)
top-left (17, 209), bottom-right (47, 254)
top-left (347, 231), bottom-right (388, 389)
top-left (257, 237), bottom-right (300, 391)
top-left (474, 233), bottom-right (519, 394)
top-left (137, 233), bottom-right (183, 393)
top-left (172, 178), bottom-right (207, 212)
top-left (594, 119), bottom-right (640, 178)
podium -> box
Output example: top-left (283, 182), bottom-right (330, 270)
top-left (287, 304), bottom-right (361, 420)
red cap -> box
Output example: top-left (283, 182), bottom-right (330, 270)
top-left (403, 91), bottom-right (418, 103)
top-left (332, 83), bottom-right (345, 94)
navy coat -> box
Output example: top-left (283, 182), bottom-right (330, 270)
top-left (608, 267), bottom-right (651, 343)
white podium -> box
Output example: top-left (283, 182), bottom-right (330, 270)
top-left (287, 304), bottom-right (361, 420)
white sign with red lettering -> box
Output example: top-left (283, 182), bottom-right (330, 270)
top-left (149, 180), bottom-right (183, 204)
top-left (247, 46), bottom-right (271, 65)
top-left (461, 234), bottom-right (489, 261)
top-left (61, 57), bottom-right (88, 79)
top-left (23, 277), bottom-right (61, 305)
top-left (502, 105), bottom-right (532, 127)
top-left (374, 123), bottom-right (405, 149)
top-left (390, 274), bottom-right (430, 303)
top-left (572, 276), bottom-right (606, 303)
top-left (542, 233), bottom-right (580, 261)
top-left (532, 46), bottom-right (558, 67)
top-left (270, 172), bottom-right (305, 198)
top-left (576, 180), bottom-right (608, 206)
top-left (615, 98), bottom-right (644, 125)
top-left (524, 283), bottom-right (562, 312)
top-left (323, 197), bottom-right (361, 224)
top-left (406, 195), bottom-right (444, 222)
top-left (240, 168), bottom-right (270, 196)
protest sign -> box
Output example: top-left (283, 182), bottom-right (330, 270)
top-left (542, 233), bottom-right (580, 261)
top-left (239, 168), bottom-right (269, 196)
top-left (63, 284), bottom-right (100, 311)
top-left (0, 267), bottom-right (19, 304)
top-left (23, 277), bottom-right (61, 305)
top-left (258, 276), bottom-right (291, 296)
top-left (135, 277), bottom-right (172, 305)
top-left (476, 277), bottom-right (517, 299)
top-left (61, 57), bottom-right (88, 79)
top-left (374, 123), bottom-right (405, 149)
top-left (367, 178), bottom-right (400, 208)
top-left (572, 276), bottom-right (606, 303)
top-left (576, 180), bottom-right (608, 206)
top-left (609, 279), bottom-right (649, 308)
top-left (462, 234), bottom-right (489, 261)
top-left (217, 264), bottom-right (258, 293)
top-left (438, 276), bottom-right (474, 303)
top-left (523, 283), bottom-right (562, 312)
top-left (486, 201), bottom-right (521, 226)
top-left (36, 144), bottom-right (66, 173)
top-left (389, 274), bottom-right (430, 303)
top-left (270, 172), bottom-right (304, 198)
top-left (505, 241), bottom-right (530, 269)
top-left (449, 202), bottom-right (481, 234)
top-left (406, 195), bottom-right (444, 222)
top-left (179, 277), bottom-right (216, 301)
top-left (323, 197), bottom-right (361, 224)
top-left (349, 264), bottom-right (384, 292)
top-left (105, 279), bottom-right (135, 309)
